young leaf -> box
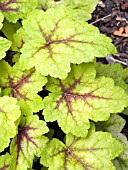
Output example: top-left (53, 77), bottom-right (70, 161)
top-left (0, 37), bottom-right (11, 60)
top-left (9, 115), bottom-right (49, 170)
top-left (0, 96), bottom-right (21, 152)
top-left (19, 8), bottom-right (117, 79)
top-left (38, 0), bottom-right (98, 21)
top-left (0, 0), bottom-right (39, 23)
top-left (40, 132), bottom-right (123, 170)
top-left (0, 60), bottom-right (47, 115)
top-left (42, 63), bottom-right (128, 137)
top-left (0, 153), bottom-right (12, 170)
top-left (95, 114), bottom-right (128, 170)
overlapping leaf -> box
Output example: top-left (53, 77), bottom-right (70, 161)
top-left (11, 27), bottom-right (31, 52)
top-left (0, 11), bottom-right (12, 60)
top-left (0, 60), bottom-right (47, 115)
top-left (95, 114), bottom-right (128, 170)
top-left (113, 133), bottom-right (128, 170)
top-left (1, 19), bottom-right (21, 41)
top-left (38, 0), bottom-right (98, 21)
top-left (95, 63), bottom-right (128, 92)
top-left (19, 8), bottom-right (117, 79)
top-left (9, 115), bottom-right (49, 170)
top-left (0, 11), bottom-right (4, 29)
top-left (42, 63), bottom-right (128, 137)
top-left (96, 114), bottom-right (126, 136)
top-left (0, 153), bottom-right (12, 170)
top-left (0, 96), bottom-right (21, 152)
top-left (0, 37), bottom-right (11, 60)
top-left (95, 63), bottom-right (128, 114)
top-left (40, 132), bottom-right (123, 170)
top-left (0, 0), bottom-right (38, 23)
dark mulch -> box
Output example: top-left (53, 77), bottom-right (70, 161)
top-left (89, 0), bottom-right (128, 138)
top-left (89, 0), bottom-right (128, 66)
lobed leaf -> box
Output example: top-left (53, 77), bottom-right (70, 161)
top-left (112, 133), bottom-right (128, 170)
top-left (95, 63), bottom-right (128, 92)
top-left (38, 0), bottom-right (98, 21)
top-left (0, 60), bottom-right (47, 115)
top-left (0, 0), bottom-right (39, 23)
top-left (40, 132), bottom-right (123, 170)
top-left (19, 8), bottom-right (117, 79)
top-left (95, 63), bottom-right (128, 114)
top-left (0, 96), bottom-right (21, 152)
top-left (0, 37), bottom-right (11, 60)
top-left (42, 63), bottom-right (128, 137)
top-left (95, 114), bottom-right (128, 170)
top-left (1, 19), bottom-right (21, 42)
top-left (0, 153), bottom-right (12, 170)
top-left (96, 114), bottom-right (126, 136)
top-left (11, 27), bottom-right (31, 52)
top-left (9, 114), bottom-right (49, 170)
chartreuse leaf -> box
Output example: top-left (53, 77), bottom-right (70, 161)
top-left (95, 114), bottom-right (128, 170)
top-left (19, 8), bottom-right (117, 79)
top-left (0, 37), bottom-right (11, 60)
top-left (38, 0), bottom-right (98, 21)
top-left (40, 131), bottom-right (123, 170)
top-left (11, 27), bottom-right (31, 52)
top-left (0, 153), bottom-right (12, 170)
top-left (42, 63), bottom-right (128, 137)
top-left (9, 115), bottom-right (49, 170)
top-left (1, 19), bottom-right (21, 41)
top-left (0, 60), bottom-right (47, 115)
top-left (0, 0), bottom-right (39, 23)
top-left (95, 63), bottom-right (128, 92)
top-left (95, 63), bottom-right (128, 114)
top-left (0, 96), bottom-right (21, 152)
top-left (0, 11), bottom-right (4, 29)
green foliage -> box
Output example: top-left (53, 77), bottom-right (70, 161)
top-left (96, 114), bottom-right (128, 170)
top-left (0, 60), bottom-right (47, 114)
top-left (1, 19), bottom-right (21, 41)
top-left (0, 96), bottom-right (21, 152)
top-left (43, 63), bottom-right (128, 137)
top-left (0, 11), bottom-right (4, 29)
top-left (9, 115), bottom-right (49, 170)
top-left (38, 0), bottom-right (98, 21)
top-left (0, 37), bottom-right (11, 60)
top-left (18, 8), bottom-right (116, 79)
top-left (0, 153), bottom-right (12, 169)
top-left (95, 63), bottom-right (128, 114)
top-left (95, 63), bottom-right (128, 92)
top-left (40, 129), bottom-right (123, 170)
top-left (0, 1), bottom-right (128, 170)
top-left (0, 0), bottom-right (39, 23)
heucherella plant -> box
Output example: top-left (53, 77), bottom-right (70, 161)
top-left (0, 0), bottom-right (128, 170)
top-left (0, 0), bottom-right (38, 23)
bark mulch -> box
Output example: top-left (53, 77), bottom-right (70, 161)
top-left (89, 0), bottom-right (128, 66)
top-left (89, 0), bottom-right (128, 138)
